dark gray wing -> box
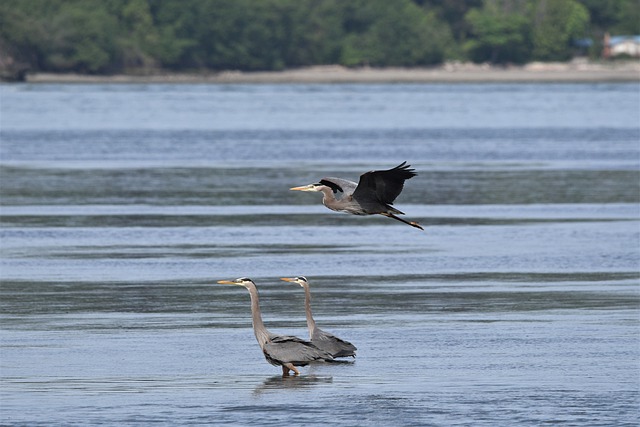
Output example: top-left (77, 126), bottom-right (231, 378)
top-left (311, 328), bottom-right (357, 358)
top-left (352, 162), bottom-right (417, 205)
top-left (263, 334), bottom-right (333, 366)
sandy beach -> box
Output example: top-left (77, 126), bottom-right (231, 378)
top-left (22, 61), bottom-right (640, 84)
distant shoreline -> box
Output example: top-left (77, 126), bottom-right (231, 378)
top-left (18, 61), bottom-right (640, 84)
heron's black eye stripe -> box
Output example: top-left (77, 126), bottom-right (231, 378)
top-left (319, 180), bottom-right (343, 193)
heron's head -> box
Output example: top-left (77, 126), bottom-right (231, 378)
top-left (280, 276), bottom-right (309, 288)
top-left (217, 277), bottom-right (255, 288)
top-left (289, 183), bottom-right (323, 192)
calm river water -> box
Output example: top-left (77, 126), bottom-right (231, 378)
top-left (1, 83), bottom-right (639, 426)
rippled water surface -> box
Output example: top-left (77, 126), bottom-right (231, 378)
top-left (1, 83), bottom-right (639, 426)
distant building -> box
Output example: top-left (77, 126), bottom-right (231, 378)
top-left (603, 34), bottom-right (640, 59)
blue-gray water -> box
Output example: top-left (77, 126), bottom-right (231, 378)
top-left (1, 83), bottom-right (639, 426)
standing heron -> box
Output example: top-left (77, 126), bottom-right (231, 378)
top-left (217, 277), bottom-right (333, 375)
top-left (290, 161), bottom-right (423, 230)
top-left (281, 276), bottom-right (357, 358)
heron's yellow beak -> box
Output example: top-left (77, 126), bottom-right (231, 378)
top-left (289, 185), bottom-right (315, 191)
top-left (217, 280), bottom-right (236, 285)
top-left (280, 277), bottom-right (296, 282)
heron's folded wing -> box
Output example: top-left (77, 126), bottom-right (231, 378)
top-left (312, 329), bottom-right (357, 357)
top-left (265, 335), bottom-right (332, 363)
top-left (314, 330), bottom-right (357, 349)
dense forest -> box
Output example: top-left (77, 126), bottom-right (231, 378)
top-left (0, 0), bottom-right (638, 78)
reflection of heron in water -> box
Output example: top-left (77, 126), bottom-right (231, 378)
top-left (253, 374), bottom-right (333, 395)
top-left (217, 277), bottom-right (333, 375)
top-left (290, 162), bottom-right (423, 230)
top-left (281, 276), bottom-right (357, 358)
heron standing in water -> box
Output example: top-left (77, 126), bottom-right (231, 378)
top-left (217, 277), bottom-right (333, 375)
top-left (281, 276), bottom-right (357, 358)
top-left (290, 162), bottom-right (423, 230)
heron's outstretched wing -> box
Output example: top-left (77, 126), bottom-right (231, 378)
top-left (312, 329), bottom-right (357, 358)
top-left (352, 162), bottom-right (417, 205)
top-left (263, 335), bottom-right (333, 365)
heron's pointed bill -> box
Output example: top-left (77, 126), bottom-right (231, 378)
top-left (217, 280), bottom-right (237, 285)
top-left (281, 277), bottom-right (306, 288)
top-left (289, 184), bottom-right (316, 192)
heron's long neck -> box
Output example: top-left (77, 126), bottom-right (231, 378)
top-left (246, 284), bottom-right (270, 348)
top-left (319, 187), bottom-right (338, 210)
top-left (303, 285), bottom-right (317, 337)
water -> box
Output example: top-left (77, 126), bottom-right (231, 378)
top-left (1, 83), bottom-right (639, 426)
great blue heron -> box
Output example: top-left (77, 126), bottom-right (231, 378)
top-left (290, 162), bottom-right (423, 230)
top-left (281, 276), bottom-right (357, 358)
top-left (217, 277), bottom-right (333, 375)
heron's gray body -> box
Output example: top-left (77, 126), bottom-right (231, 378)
top-left (318, 177), bottom-right (405, 216)
top-left (262, 334), bottom-right (330, 367)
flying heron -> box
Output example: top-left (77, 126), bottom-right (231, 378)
top-left (281, 276), bottom-right (357, 358)
top-left (217, 277), bottom-right (333, 375)
top-left (290, 162), bottom-right (423, 230)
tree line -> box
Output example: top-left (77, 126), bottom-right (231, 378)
top-left (0, 0), bottom-right (637, 78)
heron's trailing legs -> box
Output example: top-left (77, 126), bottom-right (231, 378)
top-left (282, 363), bottom-right (300, 376)
top-left (381, 213), bottom-right (424, 231)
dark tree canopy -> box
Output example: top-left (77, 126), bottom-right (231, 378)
top-left (0, 0), bottom-right (635, 78)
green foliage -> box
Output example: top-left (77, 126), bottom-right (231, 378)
top-left (48, 2), bottom-right (120, 73)
top-left (281, 0), bottom-right (345, 66)
top-left (0, 0), bottom-right (636, 76)
top-left (340, 0), bottom-right (453, 66)
top-left (531, 0), bottom-right (590, 61)
top-left (118, 0), bottom-right (161, 69)
top-left (0, 0), bottom-right (120, 73)
top-left (0, 0), bottom-right (45, 68)
top-left (611, 0), bottom-right (640, 35)
top-left (463, 1), bottom-right (532, 64)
